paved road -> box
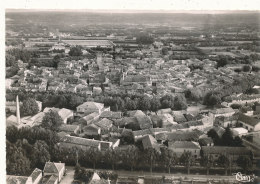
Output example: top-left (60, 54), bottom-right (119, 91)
top-left (60, 166), bottom-right (75, 184)
top-left (60, 166), bottom-right (237, 183)
top-left (86, 168), bottom-right (237, 181)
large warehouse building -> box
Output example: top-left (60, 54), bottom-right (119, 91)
top-left (62, 39), bottom-right (115, 48)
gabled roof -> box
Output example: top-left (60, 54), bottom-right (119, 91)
top-left (43, 161), bottom-right (65, 174)
top-left (119, 117), bottom-right (138, 126)
top-left (81, 112), bottom-right (100, 121)
top-left (90, 172), bottom-right (101, 181)
top-left (29, 168), bottom-right (42, 183)
top-left (172, 111), bottom-right (187, 122)
top-left (100, 111), bottom-right (122, 119)
top-left (6, 175), bottom-right (31, 184)
top-left (133, 129), bottom-right (152, 137)
top-left (41, 175), bottom-right (58, 184)
top-left (84, 124), bottom-right (100, 131)
top-left (95, 118), bottom-right (113, 129)
top-left (54, 162), bottom-right (65, 173)
top-left (127, 110), bottom-right (145, 117)
top-left (58, 108), bottom-right (73, 120)
top-left (58, 124), bottom-right (79, 132)
top-left (156, 130), bottom-right (202, 142)
top-left (238, 113), bottom-right (260, 127)
top-left (60, 135), bottom-right (100, 148)
top-left (169, 141), bottom-right (200, 149)
top-left (135, 115), bottom-right (153, 130)
top-left (77, 102), bottom-right (104, 110)
top-left (212, 108), bottom-right (235, 115)
top-left (142, 135), bottom-right (160, 152)
top-left (213, 126), bottom-right (225, 137)
top-left (6, 115), bottom-right (18, 127)
top-left (199, 137), bottom-right (214, 146)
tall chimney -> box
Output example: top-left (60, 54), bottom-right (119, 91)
top-left (16, 95), bottom-right (20, 124)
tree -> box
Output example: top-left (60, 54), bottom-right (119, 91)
top-left (125, 99), bottom-right (137, 110)
top-left (31, 140), bottom-right (51, 169)
top-left (252, 65), bottom-right (260, 72)
top-left (161, 47), bottom-right (169, 55)
top-left (217, 154), bottom-right (231, 175)
top-left (20, 98), bottom-right (39, 117)
top-left (88, 147), bottom-right (101, 169)
top-left (74, 164), bottom-right (93, 183)
top-left (136, 34), bottom-right (154, 45)
top-left (123, 145), bottom-right (140, 171)
top-left (53, 55), bottom-right (61, 68)
top-left (230, 104), bottom-right (242, 109)
top-left (207, 129), bottom-right (220, 145)
top-left (15, 139), bottom-right (33, 159)
top-left (173, 95), bottom-right (188, 110)
top-left (42, 110), bottom-right (63, 131)
top-left (6, 54), bottom-right (16, 67)
top-left (6, 141), bottom-right (32, 175)
top-left (237, 156), bottom-right (252, 174)
top-left (161, 148), bottom-right (178, 174)
top-left (221, 127), bottom-right (234, 146)
top-left (138, 96), bottom-right (151, 111)
top-left (67, 95), bottom-right (84, 110)
top-left (185, 89), bottom-right (202, 101)
top-left (150, 97), bottom-right (161, 112)
top-left (6, 48), bottom-right (31, 63)
top-left (216, 56), bottom-right (229, 68)
top-left (6, 64), bottom-right (19, 78)
top-left (203, 91), bottom-right (221, 106)
top-left (160, 94), bottom-right (175, 109)
top-left (105, 148), bottom-right (120, 170)
top-left (6, 126), bottom-right (19, 143)
top-left (233, 136), bottom-right (243, 147)
top-left (121, 129), bottom-right (134, 145)
top-left (242, 65), bottom-right (251, 72)
top-left (246, 88), bottom-right (259, 95)
top-left (74, 163), bottom-right (81, 180)
top-left (179, 151), bottom-right (194, 174)
top-left (144, 148), bottom-right (160, 173)
top-left (200, 155), bottom-right (213, 175)
top-left (69, 46), bottom-right (83, 56)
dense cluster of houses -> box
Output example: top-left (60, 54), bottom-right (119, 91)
top-left (7, 33), bottom-right (251, 99)
top-left (6, 95), bottom-right (260, 166)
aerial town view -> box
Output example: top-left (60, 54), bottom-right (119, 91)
top-left (4, 7), bottom-right (260, 184)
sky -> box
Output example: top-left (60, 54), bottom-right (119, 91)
top-left (4, 0), bottom-right (260, 11)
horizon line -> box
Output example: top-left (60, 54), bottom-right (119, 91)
top-left (5, 9), bottom-right (260, 14)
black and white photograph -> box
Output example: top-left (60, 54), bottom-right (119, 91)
top-left (2, 0), bottom-right (260, 183)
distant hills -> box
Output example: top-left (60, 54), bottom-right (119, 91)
top-left (5, 10), bottom-right (260, 27)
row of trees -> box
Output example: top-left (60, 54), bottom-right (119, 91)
top-left (6, 126), bottom-right (59, 175)
top-left (215, 54), bottom-right (259, 68)
top-left (6, 90), bottom-right (188, 112)
top-left (54, 144), bottom-right (253, 176)
top-left (98, 94), bottom-right (188, 112)
top-left (136, 34), bottom-right (154, 45)
top-left (6, 125), bottom-right (253, 176)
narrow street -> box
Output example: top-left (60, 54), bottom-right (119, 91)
top-left (60, 166), bottom-right (75, 184)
